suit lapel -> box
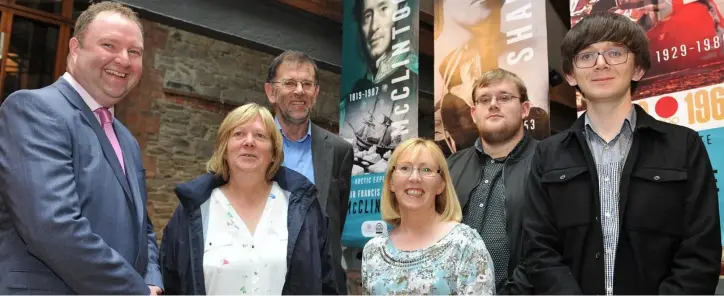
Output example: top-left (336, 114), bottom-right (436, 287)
top-left (116, 127), bottom-right (146, 272)
top-left (53, 78), bottom-right (134, 206)
top-left (115, 122), bottom-right (142, 223)
top-left (312, 124), bottom-right (334, 209)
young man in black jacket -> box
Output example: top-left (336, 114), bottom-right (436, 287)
top-left (524, 11), bottom-right (721, 295)
top-left (447, 68), bottom-right (538, 294)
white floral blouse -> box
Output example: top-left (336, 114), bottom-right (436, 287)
top-left (361, 223), bottom-right (495, 295)
top-left (202, 182), bottom-right (288, 295)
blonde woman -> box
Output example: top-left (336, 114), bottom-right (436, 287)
top-left (361, 138), bottom-right (495, 295)
top-left (159, 103), bottom-right (337, 295)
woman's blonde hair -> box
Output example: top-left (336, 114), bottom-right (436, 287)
top-left (206, 103), bottom-right (284, 181)
top-left (380, 138), bottom-right (462, 226)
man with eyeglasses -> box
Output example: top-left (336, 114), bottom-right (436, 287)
top-left (264, 50), bottom-right (354, 295)
top-left (523, 11), bottom-right (721, 295)
top-left (446, 68), bottom-right (538, 294)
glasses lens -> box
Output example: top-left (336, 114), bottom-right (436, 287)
top-left (575, 48), bottom-right (628, 68)
top-left (576, 53), bottom-right (597, 68)
top-left (606, 48), bottom-right (627, 65)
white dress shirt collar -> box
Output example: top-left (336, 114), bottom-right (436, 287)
top-left (62, 72), bottom-right (115, 117)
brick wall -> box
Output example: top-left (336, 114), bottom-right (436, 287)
top-left (117, 19), bottom-right (342, 238)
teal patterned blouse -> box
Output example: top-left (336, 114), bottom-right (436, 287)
top-left (361, 223), bottom-right (495, 295)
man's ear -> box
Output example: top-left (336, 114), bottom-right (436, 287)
top-left (69, 37), bottom-right (80, 57)
top-left (565, 72), bottom-right (578, 87)
top-left (265, 82), bottom-right (276, 104)
top-left (521, 100), bottom-right (531, 120)
top-left (632, 66), bottom-right (646, 82)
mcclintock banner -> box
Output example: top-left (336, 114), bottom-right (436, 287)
top-left (571, 0), bottom-right (724, 243)
top-left (434, 0), bottom-right (550, 156)
top-left (339, 0), bottom-right (419, 248)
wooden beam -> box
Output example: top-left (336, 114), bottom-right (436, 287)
top-left (419, 27), bottom-right (432, 56)
top-left (549, 0), bottom-right (571, 29)
top-left (420, 10), bottom-right (433, 26)
top-left (276, 0), bottom-right (342, 22)
top-left (326, 0), bottom-right (342, 22)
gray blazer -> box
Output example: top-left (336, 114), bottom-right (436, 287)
top-left (0, 78), bottom-right (162, 294)
top-left (311, 123), bottom-right (353, 295)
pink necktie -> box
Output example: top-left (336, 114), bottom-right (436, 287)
top-left (94, 107), bottom-right (125, 174)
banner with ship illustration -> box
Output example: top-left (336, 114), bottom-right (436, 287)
top-left (571, 0), bottom-right (724, 244)
top-left (339, 0), bottom-right (419, 248)
top-left (433, 0), bottom-right (550, 156)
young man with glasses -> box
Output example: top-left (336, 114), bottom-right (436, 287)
top-left (446, 68), bottom-right (538, 294)
top-left (264, 50), bottom-right (354, 295)
top-left (524, 11), bottom-right (721, 295)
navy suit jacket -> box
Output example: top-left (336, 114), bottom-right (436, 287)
top-left (0, 78), bottom-right (162, 294)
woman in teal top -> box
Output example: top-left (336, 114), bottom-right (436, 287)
top-left (361, 138), bottom-right (495, 295)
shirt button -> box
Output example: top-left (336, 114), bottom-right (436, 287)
top-left (604, 145), bottom-right (610, 150)
top-left (479, 203), bottom-right (484, 208)
top-left (484, 180), bottom-right (489, 184)
top-left (490, 160), bottom-right (495, 164)
top-left (604, 177), bottom-right (610, 182)
top-left (606, 248), bottom-right (612, 254)
top-left (607, 287), bottom-right (613, 293)
top-left (605, 212), bottom-right (611, 218)
top-left (595, 252), bottom-right (601, 259)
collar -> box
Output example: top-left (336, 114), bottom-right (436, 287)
top-left (474, 129), bottom-right (529, 162)
top-left (584, 104), bottom-right (636, 134)
top-left (563, 104), bottom-right (665, 143)
top-left (175, 167), bottom-right (315, 210)
top-left (62, 72), bottom-right (114, 115)
top-left (275, 116), bottom-right (311, 142)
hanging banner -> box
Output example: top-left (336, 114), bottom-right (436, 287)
top-left (433, 0), bottom-right (550, 156)
top-left (571, 0), bottom-right (724, 243)
top-left (339, 0), bottom-right (419, 248)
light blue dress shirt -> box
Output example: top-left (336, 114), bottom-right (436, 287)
top-left (275, 117), bottom-right (315, 185)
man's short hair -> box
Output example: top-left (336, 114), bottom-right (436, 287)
top-left (73, 2), bottom-right (143, 44)
top-left (561, 11), bottom-right (651, 76)
top-left (266, 50), bottom-right (320, 83)
top-left (471, 68), bottom-right (529, 104)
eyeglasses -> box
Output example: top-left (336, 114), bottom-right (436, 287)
top-left (271, 79), bottom-right (317, 92)
top-left (573, 47), bottom-right (630, 68)
top-left (474, 93), bottom-right (519, 106)
top-left (393, 165), bottom-right (440, 178)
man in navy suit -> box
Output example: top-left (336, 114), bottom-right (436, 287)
top-left (0, 2), bottom-right (162, 294)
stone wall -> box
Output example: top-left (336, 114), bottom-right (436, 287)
top-left (154, 22), bottom-right (342, 129)
top-left (142, 95), bottom-right (231, 226)
top-left (117, 19), bottom-right (342, 238)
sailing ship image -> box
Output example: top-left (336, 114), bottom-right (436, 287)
top-left (344, 96), bottom-right (405, 175)
top-left (351, 112), bottom-right (394, 152)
